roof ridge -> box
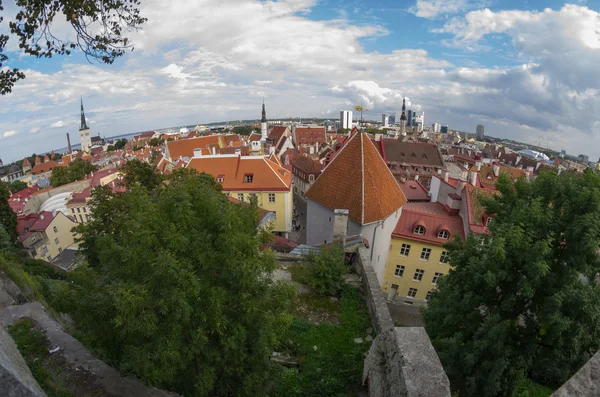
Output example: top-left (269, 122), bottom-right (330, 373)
top-left (263, 157), bottom-right (289, 188)
top-left (360, 133), bottom-right (365, 225)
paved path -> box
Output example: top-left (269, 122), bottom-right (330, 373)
top-left (386, 301), bottom-right (424, 327)
top-left (0, 302), bottom-right (177, 397)
top-left (289, 193), bottom-right (307, 244)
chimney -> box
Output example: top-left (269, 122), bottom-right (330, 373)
top-left (460, 169), bottom-right (468, 181)
top-left (212, 146), bottom-right (216, 155)
top-left (67, 133), bottom-right (72, 154)
top-left (527, 166), bottom-right (534, 173)
top-left (444, 170), bottom-right (449, 182)
top-left (470, 170), bottom-right (477, 186)
top-left (270, 146), bottom-right (275, 155)
top-left (414, 175), bottom-right (419, 181)
top-left (235, 148), bottom-right (241, 156)
top-left (375, 134), bottom-right (382, 142)
top-left (493, 164), bottom-right (500, 177)
top-left (476, 161), bottom-right (481, 171)
top-left (457, 179), bottom-right (466, 195)
top-left (333, 209), bottom-right (349, 245)
top-left (194, 148), bottom-right (202, 158)
top-left (400, 175), bottom-right (407, 183)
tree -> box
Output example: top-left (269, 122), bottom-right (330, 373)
top-left (121, 159), bottom-right (163, 190)
top-left (68, 171), bottom-right (293, 396)
top-left (10, 180), bottom-right (28, 193)
top-left (0, 222), bottom-right (12, 254)
top-left (50, 159), bottom-right (97, 187)
top-left (50, 166), bottom-right (70, 187)
top-left (106, 144), bottom-right (116, 152)
top-left (112, 138), bottom-right (128, 150)
top-left (1, 0), bottom-right (146, 94)
top-left (149, 137), bottom-right (163, 147)
top-left (423, 171), bottom-right (600, 397)
top-left (0, 182), bottom-right (17, 242)
top-left (305, 245), bottom-right (347, 296)
top-left (232, 126), bottom-right (253, 136)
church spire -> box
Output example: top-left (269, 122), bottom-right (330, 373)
top-left (80, 97), bottom-right (89, 131)
top-left (261, 99), bottom-right (267, 123)
top-left (400, 97), bottom-right (406, 121)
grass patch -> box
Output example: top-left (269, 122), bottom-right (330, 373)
top-left (287, 263), bottom-right (309, 284)
top-left (513, 378), bottom-right (554, 397)
top-left (8, 318), bottom-right (73, 397)
top-left (270, 286), bottom-right (373, 397)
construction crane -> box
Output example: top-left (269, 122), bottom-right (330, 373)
top-left (354, 103), bottom-right (369, 127)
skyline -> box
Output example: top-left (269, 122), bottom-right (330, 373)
top-left (1, 0), bottom-right (600, 162)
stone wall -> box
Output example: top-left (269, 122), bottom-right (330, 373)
top-left (0, 325), bottom-right (46, 397)
top-left (355, 246), bottom-right (451, 397)
top-left (551, 351), bottom-right (600, 396)
top-left (23, 179), bottom-right (90, 215)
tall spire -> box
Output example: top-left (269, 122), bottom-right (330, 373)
top-left (261, 99), bottom-right (267, 123)
top-left (80, 97), bottom-right (89, 131)
top-left (400, 97), bottom-right (406, 121)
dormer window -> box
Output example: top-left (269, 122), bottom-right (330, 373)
top-left (244, 174), bottom-right (254, 183)
top-left (414, 226), bottom-right (425, 235)
top-left (438, 230), bottom-right (449, 239)
top-left (216, 175), bottom-right (224, 183)
top-left (485, 217), bottom-right (493, 226)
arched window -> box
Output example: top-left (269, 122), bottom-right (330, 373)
top-left (438, 230), bottom-right (449, 239)
top-left (414, 226), bottom-right (425, 235)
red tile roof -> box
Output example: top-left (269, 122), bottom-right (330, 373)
top-left (381, 139), bottom-right (444, 167)
top-left (31, 161), bottom-right (59, 175)
top-left (292, 156), bottom-right (322, 182)
top-left (392, 202), bottom-right (465, 245)
top-left (268, 126), bottom-right (289, 143)
top-left (249, 133), bottom-right (262, 142)
top-left (29, 211), bottom-right (55, 232)
top-left (187, 155), bottom-right (292, 191)
top-left (22, 157), bottom-right (31, 167)
top-left (465, 185), bottom-right (498, 234)
top-left (294, 127), bottom-right (326, 145)
top-left (305, 131), bottom-right (407, 225)
top-left (398, 179), bottom-right (430, 202)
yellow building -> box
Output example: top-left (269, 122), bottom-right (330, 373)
top-left (186, 154), bottom-right (293, 237)
top-left (66, 168), bottom-right (123, 224)
top-left (19, 211), bottom-right (78, 261)
top-left (381, 202), bottom-right (465, 306)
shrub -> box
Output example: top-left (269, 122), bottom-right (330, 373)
top-left (305, 245), bottom-right (347, 296)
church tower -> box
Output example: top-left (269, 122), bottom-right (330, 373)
top-left (399, 97), bottom-right (407, 136)
top-left (79, 97), bottom-right (92, 153)
top-left (260, 100), bottom-right (268, 143)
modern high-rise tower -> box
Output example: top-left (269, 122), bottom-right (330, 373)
top-left (79, 98), bottom-right (92, 153)
top-left (476, 124), bottom-right (485, 140)
top-left (340, 110), bottom-right (353, 129)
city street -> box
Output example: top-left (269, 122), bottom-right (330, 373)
top-left (289, 192), bottom-right (307, 244)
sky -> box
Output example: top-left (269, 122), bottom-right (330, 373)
top-left (1, 0), bottom-right (600, 163)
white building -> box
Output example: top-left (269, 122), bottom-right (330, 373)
top-left (340, 110), bottom-right (353, 130)
top-left (432, 123), bottom-right (441, 133)
top-left (382, 114), bottom-right (389, 127)
top-left (79, 98), bottom-right (92, 153)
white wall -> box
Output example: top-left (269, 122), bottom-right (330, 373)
top-left (306, 199), bottom-right (335, 245)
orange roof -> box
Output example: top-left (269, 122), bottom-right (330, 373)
top-left (305, 131), bottom-right (407, 225)
top-left (268, 152), bottom-right (283, 167)
top-left (398, 179), bottom-right (430, 202)
top-left (166, 135), bottom-right (221, 159)
top-left (43, 154), bottom-right (50, 162)
top-left (186, 155), bottom-right (292, 191)
top-left (61, 154), bottom-right (72, 166)
top-left (392, 202), bottom-right (465, 245)
top-left (294, 127), bottom-right (326, 145)
top-left (31, 161), bottom-right (59, 175)
top-left (35, 156), bottom-right (41, 165)
top-left (22, 157), bottom-right (31, 167)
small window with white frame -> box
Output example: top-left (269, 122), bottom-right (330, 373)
top-left (268, 193), bottom-right (275, 203)
top-left (420, 248), bottom-right (431, 260)
top-left (216, 175), bottom-right (224, 183)
top-left (53, 226), bottom-right (58, 233)
top-left (400, 243), bottom-right (411, 257)
top-left (54, 238), bottom-right (59, 245)
top-left (425, 291), bottom-right (432, 301)
top-left (432, 272), bottom-right (443, 284)
top-left (394, 265), bottom-right (405, 277)
top-left (437, 230), bottom-right (449, 239)
top-left (244, 174), bottom-right (254, 183)
top-left (407, 288), bottom-right (418, 298)
top-left (413, 269), bottom-right (424, 281)
top-left (486, 217), bottom-right (493, 226)
top-left (440, 251), bottom-right (450, 264)
top-left (414, 225), bottom-right (425, 235)
top-left (237, 193), bottom-right (244, 201)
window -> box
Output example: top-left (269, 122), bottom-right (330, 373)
top-left (268, 193), bottom-right (275, 203)
top-left (216, 175), bottom-right (224, 183)
top-left (413, 269), bottom-right (425, 281)
top-left (47, 256), bottom-right (52, 261)
top-left (400, 243), bottom-right (411, 257)
top-left (420, 248), bottom-right (431, 260)
top-left (425, 291), bottom-right (432, 301)
top-left (414, 226), bottom-right (425, 235)
top-left (432, 272), bottom-right (443, 284)
top-left (486, 217), bottom-right (493, 226)
top-left (440, 251), bottom-right (450, 264)
top-left (309, 174), bottom-right (315, 182)
top-left (83, 207), bottom-right (87, 213)
top-left (394, 265), bottom-right (405, 277)
top-left (244, 174), bottom-right (254, 183)
top-left (53, 226), bottom-right (58, 233)
top-left (41, 246), bottom-right (48, 255)
top-left (77, 207), bottom-right (81, 213)
top-left (238, 193), bottom-right (244, 201)
top-left (407, 288), bottom-right (418, 298)
top-left (437, 230), bottom-right (449, 239)
top-left (54, 238), bottom-right (59, 245)
top-left (58, 247), bottom-right (63, 253)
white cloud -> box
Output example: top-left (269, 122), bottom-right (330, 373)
top-left (161, 64), bottom-right (191, 80)
top-left (50, 121), bottom-right (66, 128)
top-left (30, 127), bottom-right (41, 134)
top-left (410, 0), bottom-right (490, 19)
top-left (2, 130), bottom-right (17, 138)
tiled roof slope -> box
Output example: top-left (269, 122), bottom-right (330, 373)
top-left (305, 131), bottom-right (406, 225)
top-left (392, 202), bottom-right (465, 245)
top-left (381, 139), bottom-right (444, 167)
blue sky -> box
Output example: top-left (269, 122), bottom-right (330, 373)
top-left (1, 0), bottom-right (600, 162)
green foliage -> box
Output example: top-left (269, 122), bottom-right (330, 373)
top-left (8, 319), bottom-right (74, 397)
top-left (50, 159), bottom-right (97, 187)
top-left (269, 286), bottom-right (372, 397)
top-left (336, 128), bottom-right (350, 134)
top-left (305, 246), bottom-right (347, 296)
top-left (106, 145), bottom-right (116, 152)
top-left (10, 180), bottom-right (28, 192)
top-left (424, 171), bottom-right (600, 396)
top-left (0, 182), bottom-right (17, 241)
top-left (113, 138), bottom-right (128, 150)
top-left (232, 125), bottom-right (254, 136)
top-left (2, 0), bottom-right (146, 94)
top-left (121, 159), bottom-right (163, 190)
top-left (23, 259), bottom-right (66, 280)
top-left (149, 137), bottom-right (163, 147)
top-left (512, 378), bottom-right (553, 397)
top-left (66, 171), bottom-right (294, 396)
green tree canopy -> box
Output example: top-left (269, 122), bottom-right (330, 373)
top-left (10, 180), bottom-right (28, 193)
top-left (67, 171), bottom-right (293, 396)
top-left (50, 159), bottom-right (97, 187)
top-left (0, 182), bottom-right (17, 241)
top-left (1, 0), bottom-right (146, 94)
top-left (121, 159), bottom-right (163, 190)
top-left (424, 171), bottom-right (600, 396)
top-left (149, 137), bottom-right (163, 147)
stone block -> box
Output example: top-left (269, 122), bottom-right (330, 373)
top-left (0, 325), bottom-right (46, 397)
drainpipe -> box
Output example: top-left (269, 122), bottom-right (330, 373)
top-left (370, 220), bottom-right (384, 263)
